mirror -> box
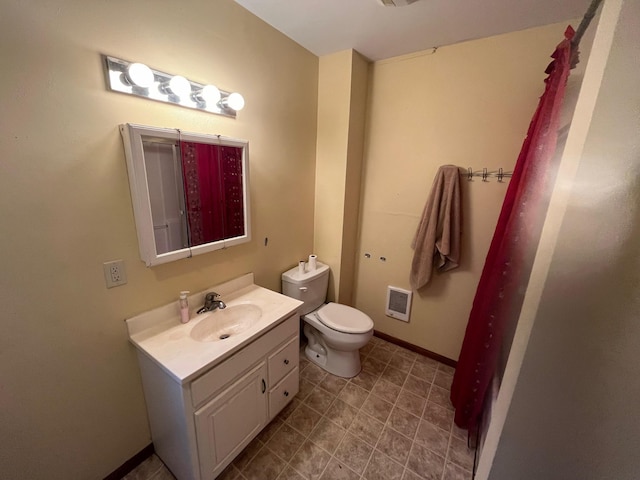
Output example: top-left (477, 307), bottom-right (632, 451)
top-left (120, 124), bottom-right (251, 266)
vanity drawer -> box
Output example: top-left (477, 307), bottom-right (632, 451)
top-left (268, 336), bottom-right (298, 385)
top-left (268, 366), bottom-right (299, 418)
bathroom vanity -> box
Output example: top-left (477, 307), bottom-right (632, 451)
top-left (126, 274), bottom-right (303, 480)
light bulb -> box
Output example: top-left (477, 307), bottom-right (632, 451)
top-left (126, 63), bottom-right (154, 88)
top-left (168, 75), bottom-right (191, 98)
top-left (199, 85), bottom-right (221, 105)
top-left (225, 92), bottom-right (245, 111)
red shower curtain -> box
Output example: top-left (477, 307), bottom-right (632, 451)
top-left (450, 26), bottom-right (575, 430)
top-left (181, 142), bottom-right (225, 246)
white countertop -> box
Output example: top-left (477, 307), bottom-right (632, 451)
top-left (125, 273), bottom-right (303, 384)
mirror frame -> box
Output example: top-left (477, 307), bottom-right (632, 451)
top-left (120, 123), bottom-right (251, 266)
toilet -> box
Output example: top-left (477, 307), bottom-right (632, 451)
top-left (282, 262), bottom-right (374, 378)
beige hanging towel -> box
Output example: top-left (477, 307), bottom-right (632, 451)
top-left (410, 165), bottom-right (462, 290)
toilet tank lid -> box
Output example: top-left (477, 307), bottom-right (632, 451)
top-left (282, 262), bottom-right (330, 284)
top-left (316, 302), bottom-right (374, 334)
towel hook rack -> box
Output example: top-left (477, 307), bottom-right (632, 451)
top-left (464, 166), bottom-right (513, 182)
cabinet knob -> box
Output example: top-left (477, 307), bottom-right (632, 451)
top-left (284, 391), bottom-right (289, 397)
top-left (284, 359), bottom-right (289, 365)
top-left (261, 379), bottom-right (266, 394)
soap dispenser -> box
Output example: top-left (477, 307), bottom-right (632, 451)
top-left (179, 291), bottom-right (190, 324)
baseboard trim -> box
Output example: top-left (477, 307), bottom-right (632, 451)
top-left (373, 330), bottom-right (457, 368)
top-left (104, 443), bottom-right (154, 480)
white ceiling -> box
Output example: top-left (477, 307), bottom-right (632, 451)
top-left (234, 0), bottom-right (590, 61)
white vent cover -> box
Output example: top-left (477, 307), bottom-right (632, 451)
top-left (385, 286), bottom-right (412, 322)
top-left (377, 0), bottom-right (418, 6)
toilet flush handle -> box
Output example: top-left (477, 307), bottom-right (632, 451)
top-left (299, 287), bottom-right (308, 292)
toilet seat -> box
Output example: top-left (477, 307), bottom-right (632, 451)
top-left (315, 302), bottom-right (373, 334)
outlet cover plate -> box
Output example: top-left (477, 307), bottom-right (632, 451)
top-left (103, 260), bottom-right (127, 288)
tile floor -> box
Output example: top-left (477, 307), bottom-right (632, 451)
top-left (124, 336), bottom-right (474, 480)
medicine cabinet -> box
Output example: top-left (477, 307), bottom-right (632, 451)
top-left (120, 124), bottom-right (251, 266)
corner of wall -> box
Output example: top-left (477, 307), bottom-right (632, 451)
top-left (314, 49), bottom-right (370, 304)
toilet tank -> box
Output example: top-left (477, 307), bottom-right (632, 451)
top-left (282, 262), bottom-right (330, 315)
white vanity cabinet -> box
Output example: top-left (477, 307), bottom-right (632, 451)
top-left (134, 311), bottom-right (300, 480)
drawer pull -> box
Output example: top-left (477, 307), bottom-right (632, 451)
top-left (284, 391), bottom-right (289, 397)
top-left (261, 379), bottom-right (266, 394)
top-left (284, 359), bottom-right (290, 365)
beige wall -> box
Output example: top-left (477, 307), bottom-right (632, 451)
top-left (0, 1), bottom-right (318, 478)
top-left (354, 22), bottom-right (574, 360)
top-left (314, 50), bottom-right (368, 303)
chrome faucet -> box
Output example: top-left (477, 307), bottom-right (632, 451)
top-left (197, 292), bottom-right (227, 314)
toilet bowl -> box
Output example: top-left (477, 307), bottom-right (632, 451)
top-left (303, 302), bottom-right (373, 377)
top-left (281, 261), bottom-right (374, 378)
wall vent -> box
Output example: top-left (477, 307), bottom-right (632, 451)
top-left (385, 286), bottom-right (412, 322)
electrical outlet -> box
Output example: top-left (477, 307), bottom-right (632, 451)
top-left (103, 260), bottom-right (127, 288)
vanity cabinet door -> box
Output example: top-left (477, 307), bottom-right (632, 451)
top-left (195, 362), bottom-right (268, 480)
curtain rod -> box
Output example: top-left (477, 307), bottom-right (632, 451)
top-left (572, 0), bottom-right (604, 49)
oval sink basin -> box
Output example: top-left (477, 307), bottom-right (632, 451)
top-left (190, 303), bottom-right (263, 342)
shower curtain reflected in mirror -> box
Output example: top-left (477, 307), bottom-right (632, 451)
top-left (180, 142), bottom-right (245, 248)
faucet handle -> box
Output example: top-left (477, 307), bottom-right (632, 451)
top-left (202, 291), bottom-right (220, 311)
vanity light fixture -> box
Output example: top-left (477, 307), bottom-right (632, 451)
top-left (103, 55), bottom-right (245, 118)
